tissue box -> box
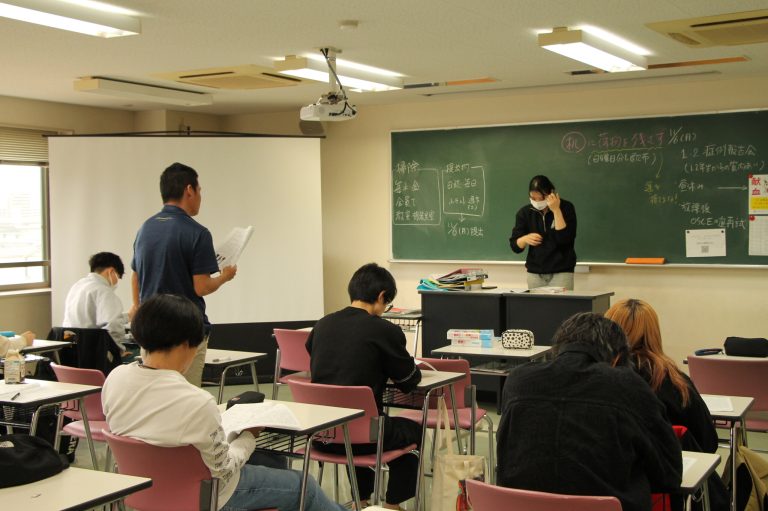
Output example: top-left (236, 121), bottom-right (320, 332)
top-left (447, 329), bottom-right (493, 347)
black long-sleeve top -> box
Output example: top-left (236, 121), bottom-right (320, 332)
top-left (509, 199), bottom-right (577, 274)
top-left (306, 306), bottom-right (421, 412)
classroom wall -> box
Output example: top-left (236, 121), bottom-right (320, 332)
top-left (312, 73), bottom-right (768, 366)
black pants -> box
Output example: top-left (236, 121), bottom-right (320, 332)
top-left (313, 415), bottom-right (422, 505)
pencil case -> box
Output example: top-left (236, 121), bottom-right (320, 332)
top-left (501, 329), bottom-right (534, 349)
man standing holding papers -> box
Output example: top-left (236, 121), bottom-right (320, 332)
top-left (131, 162), bottom-right (237, 386)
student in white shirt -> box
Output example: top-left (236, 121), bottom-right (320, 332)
top-left (102, 294), bottom-right (344, 511)
top-left (62, 252), bottom-right (128, 353)
top-left (0, 331), bottom-right (35, 357)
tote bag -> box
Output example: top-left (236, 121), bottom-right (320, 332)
top-left (430, 396), bottom-right (486, 511)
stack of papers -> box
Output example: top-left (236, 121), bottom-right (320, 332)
top-left (0, 380), bottom-right (40, 399)
top-left (215, 226), bottom-right (254, 270)
top-left (220, 402), bottom-right (301, 442)
top-left (417, 268), bottom-right (489, 292)
top-left (529, 286), bottom-right (566, 294)
top-left (702, 395), bottom-right (733, 412)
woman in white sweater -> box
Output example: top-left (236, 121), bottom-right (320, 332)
top-left (102, 294), bottom-right (344, 511)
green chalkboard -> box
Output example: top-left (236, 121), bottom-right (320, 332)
top-left (391, 110), bottom-right (768, 265)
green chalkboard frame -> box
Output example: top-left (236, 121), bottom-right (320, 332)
top-left (390, 110), bottom-right (768, 267)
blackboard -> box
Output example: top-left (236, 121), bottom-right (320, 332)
top-left (391, 110), bottom-right (768, 265)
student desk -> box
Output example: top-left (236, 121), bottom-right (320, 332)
top-left (0, 466), bottom-right (152, 511)
top-left (222, 400), bottom-right (365, 511)
top-left (204, 348), bottom-right (267, 404)
top-left (382, 369), bottom-right (465, 511)
top-left (681, 451), bottom-right (721, 511)
top-left (702, 394), bottom-right (754, 511)
top-left (21, 339), bottom-right (73, 363)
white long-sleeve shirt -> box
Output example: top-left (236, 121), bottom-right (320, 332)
top-left (102, 363), bottom-right (256, 508)
top-left (62, 273), bottom-right (127, 350)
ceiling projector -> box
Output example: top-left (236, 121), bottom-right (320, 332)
top-left (300, 92), bottom-right (357, 122)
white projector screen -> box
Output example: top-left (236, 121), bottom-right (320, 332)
top-left (49, 136), bottom-right (323, 325)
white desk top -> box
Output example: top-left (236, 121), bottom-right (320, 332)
top-left (205, 348), bottom-right (267, 366)
top-left (701, 394), bottom-right (754, 420)
top-left (21, 339), bottom-right (73, 355)
top-left (680, 451), bottom-right (721, 492)
top-left (0, 466), bottom-right (151, 511)
top-left (220, 399), bottom-right (364, 435)
top-left (416, 370), bottom-right (465, 390)
top-left (431, 344), bottom-right (551, 360)
top-left (0, 378), bottom-right (100, 405)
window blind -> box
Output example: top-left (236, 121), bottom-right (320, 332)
top-left (0, 126), bottom-right (54, 164)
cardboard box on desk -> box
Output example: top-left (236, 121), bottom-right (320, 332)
top-left (447, 329), bottom-right (493, 347)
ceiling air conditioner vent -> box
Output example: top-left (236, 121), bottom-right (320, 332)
top-left (646, 9), bottom-right (768, 47)
top-left (154, 65), bottom-right (303, 90)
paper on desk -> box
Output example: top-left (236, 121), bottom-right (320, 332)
top-left (215, 226), bottom-right (254, 270)
top-left (702, 395), bottom-right (733, 412)
top-left (0, 380), bottom-right (40, 399)
top-left (221, 402), bottom-right (301, 442)
top-left (682, 456), bottom-right (696, 475)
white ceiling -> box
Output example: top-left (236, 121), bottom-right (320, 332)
top-left (2, 0), bottom-right (767, 116)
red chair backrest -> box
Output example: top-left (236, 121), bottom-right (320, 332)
top-left (418, 357), bottom-right (471, 409)
top-left (287, 380), bottom-right (378, 445)
top-left (50, 363), bottom-right (106, 421)
top-left (687, 355), bottom-right (768, 414)
top-left (466, 479), bottom-right (622, 511)
top-left (273, 329), bottom-right (311, 372)
top-left (104, 430), bottom-right (213, 511)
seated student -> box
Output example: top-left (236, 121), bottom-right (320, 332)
top-left (605, 298), bottom-right (718, 452)
top-left (63, 252), bottom-right (129, 354)
top-left (0, 330), bottom-right (35, 356)
top-left (497, 312), bottom-right (682, 511)
top-left (102, 294), bottom-right (344, 511)
top-left (306, 262), bottom-right (422, 510)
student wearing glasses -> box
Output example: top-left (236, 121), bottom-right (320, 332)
top-left (306, 262), bottom-right (422, 510)
top-left (509, 175), bottom-right (577, 290)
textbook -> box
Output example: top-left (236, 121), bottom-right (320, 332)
top-left (215, 225), bottom-right (254, 270)
top-left (220, 401), bottom-right (301, 442)
top-left (529, 286), bottom-right (566, 294)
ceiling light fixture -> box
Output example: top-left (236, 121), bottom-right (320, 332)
top-left (74, 77), bottom-right (213, 106)
top-left (275, 54), bottom-right (402, 92)
top-left (538, 27), bottom-right (647, 72)
top-left (0, 0), bottom-right (139, 37)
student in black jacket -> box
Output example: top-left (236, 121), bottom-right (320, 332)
top-left (497, 312), bottom-right (682, 511)
top-left (306, 262), bottom-right (421, 510)
top-left (509, 175), bottom-right (577, 289)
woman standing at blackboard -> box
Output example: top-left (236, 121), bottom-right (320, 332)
top-left (509, 175), bottom-right (577, 290)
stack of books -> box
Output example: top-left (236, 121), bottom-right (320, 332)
top-left (418, 268), bottom-right (488, 291)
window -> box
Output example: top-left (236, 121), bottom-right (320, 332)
top-left (0, 127), bottom-right (53, 291)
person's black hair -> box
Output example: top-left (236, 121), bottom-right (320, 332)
top-left (552, 312), bottom-right (629, 365)
top-left (88, 252), bottom-right (125, 278)
top-left (130, 294), bottom-right (204, 353)
top-left (160, 162), bottom-right (199, 202)
top-left (529, 175), bottom-right (555, 196)
top-left (347, 262), bottom-right (398, 304)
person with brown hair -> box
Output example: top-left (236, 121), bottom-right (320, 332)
top-left (605, 298), bottom-right (718, 453)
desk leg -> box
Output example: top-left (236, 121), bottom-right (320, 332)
top-left (249, 362), bottom-right (260, 392)
top-left (413, 321), bottom-right (421, 357)
top-left (78, 398), bottom-right (99, 470)
top-left (218, 366), bottom-right (232, 404)
top-left (414, 389), bottom-right (433, 511)
top-left (342, 424), bottom-right (361, 510)
top-left (29, 402), bottom-right (57, 436)
top-left (448, 384), bottom-right (463, 454)
top-left (730, 421), bottom-right (737, 511)
top-left (299, 435), bottom-right (314, 511)
top-left (702, 475), bottom-right (711, 511)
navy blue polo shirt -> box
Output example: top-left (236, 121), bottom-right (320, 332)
top-left (132, 205), bottom-right (219, 326)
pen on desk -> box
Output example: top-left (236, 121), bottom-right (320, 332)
top-left (212, 357), bottom-right (231, 363)
top-left (10, 392), bottom-right (21, 401)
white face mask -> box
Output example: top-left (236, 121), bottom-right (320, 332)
top-left (108, 271), bottom-right (118, 290)
top-left (530, 198), bottom-right (548, 210)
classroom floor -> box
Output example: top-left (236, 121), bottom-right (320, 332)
top-left (72, 382), bottom-right (768, 510)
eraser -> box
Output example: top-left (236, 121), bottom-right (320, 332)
top-left (624, 257), bottom-right (666, 265)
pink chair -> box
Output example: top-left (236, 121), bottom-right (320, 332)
top-left (287, 379), bottom-right (419, 507)
top-left (272, 328), bottom-right (311, 400)
top-left (465, 479), bottom-right (622, 511)
top-left (687, 355), bottom-right (768, 435)
top-left (50, 363), bottom-right (109, 470)
top-left (104, 430), bottom-right (277, 511)
top-left (397, 357), bottom-right (495, 482)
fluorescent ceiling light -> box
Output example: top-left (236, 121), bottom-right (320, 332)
top-left (74, 77), bottom-right (213, 106)
top-left (538, 27), bottom-right (647, 72)
top-left (275, 56), bottom-right (403, 92)
top-left (0, 0), bottom-right (139, 37)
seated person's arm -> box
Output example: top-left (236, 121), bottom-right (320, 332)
top-left (193, 265), bottom-right (237, 297)
top-left (383, 329), bottom-right (422, 393)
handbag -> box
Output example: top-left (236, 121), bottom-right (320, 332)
top-left (501, 329), bottom-right (535, 349)
top-left (430, 396), bottom-right (486, 511)
top-left (724, 337), bottom-right (768, 358)
top-left (0, 434), bottom-right (68, 488)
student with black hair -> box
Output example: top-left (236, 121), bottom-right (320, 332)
top-left (102, 294), bottom-right (344, 511)
top-left (306, 262), bottom-right (422, 510)
top-left (509, 175), bottom-right (577, 289)
top-left (63, 251), bottom-right (128, 353)
top-left (497, 312), bottom-right (682, 511)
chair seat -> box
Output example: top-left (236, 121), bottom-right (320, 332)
top-left (398, 407), bottom-right (488, 430)
top-left (62, 420), bottom-right (110, 442)
top-left (299, 443), bottom-right (418, 468)
top-left (278, 372), bottom-right (311, 384)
